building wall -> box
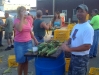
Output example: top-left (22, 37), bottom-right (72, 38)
top-left (37, 0), bottom-right (53, 15)
top-left (55, 0), bottom-right (99, 21)
top-left (37, 0), bottom-right (99, 22)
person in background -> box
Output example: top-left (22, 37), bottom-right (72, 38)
top-left (52, 12), bottom-right (62, 27)
top-left (14, 6), bottom-right (38, 75)
top-left (45, 10), bottom-right (49, 15)
top-left (33, 10), bottom-right (51, 43)
top-left (33, 16), bottom-right (36, 20)
top-left (0, 18), bottom-right (4, 47)
top-left (45, 10), bottom-right (49, 34)
top-left (2, 12), bottom-right (14, 50)
top-left (51, 12), bottom-right (62, 36)
top-left (26, 9), bottom-right (33, 20)
top-left (26, 11), bottom-right (33, 27)
top-left (61, 4), bottom-right (94, 75)
top-left (89, 9), bottom-right (99, 58)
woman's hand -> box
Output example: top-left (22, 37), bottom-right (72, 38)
top-left (35, 40), bottom-right (39, 46)
top-left (20, 11), bottom-right (25, 18)
top-left (30, 31), bottom-right (39, 46)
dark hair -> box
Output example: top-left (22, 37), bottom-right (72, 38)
top-left (52, 11), bottom-right (60, 24)
top-left (28, 13), bottom-right (30, 15)
top-left (92, 9), bottom-right (99, 15)
top-left (27, 9), bottom-right (29, 11)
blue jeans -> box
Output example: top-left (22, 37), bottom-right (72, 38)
top-left (89, 30), bottom-right (99, 56)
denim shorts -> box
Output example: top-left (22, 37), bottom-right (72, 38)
top-left (14, 40), bottom-right (33, 63)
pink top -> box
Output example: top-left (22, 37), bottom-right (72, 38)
top-left (14, 17), bottom-right (33, 42)
top-left (27, 16), bottom-right (33, 26)
top-left (26, 16), bottom-right (33, 28)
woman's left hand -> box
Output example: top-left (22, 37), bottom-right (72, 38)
top-left (35, 41), bottom-right (39, 46)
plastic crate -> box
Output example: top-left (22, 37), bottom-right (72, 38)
top-left (54, 29), bottom-right (70, 42)
top-left (86, 14), bottom-right (89, 21)
top-left (8, 55), bottom-right (18, 67)
top-left (89, 67), bottom-right (99, 75)
top-left (67, 23), bottom-right (75, 30)
top-left (65, 58), bottom-right (71, 72)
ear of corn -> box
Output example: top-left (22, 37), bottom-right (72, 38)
top-left (36, 40), bottom-right (62, 56)
top-left (47, 48), bottom-right (58, 56)
top-left (3, 68), bottom-right (11, 74)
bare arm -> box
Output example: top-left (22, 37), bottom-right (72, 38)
top-left (14, 18), bottom-right (24, 32)
top-left (70, 44), bottom-right (91, 52)
top-left (66, 38), bottom-right (71, 45)
top-left (30, 30), bottom-right (38, 45)
top-left (41, 22), bottom-right (51, 30)
top-left (14, 11), bottom-right (27, 31)
top-left (62, 43), bottom-right (91, 52)
top-left (62, 29), bottom-right (93, 52)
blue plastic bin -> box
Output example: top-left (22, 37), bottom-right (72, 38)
top-left (35, 52), bottom-right (65, 75)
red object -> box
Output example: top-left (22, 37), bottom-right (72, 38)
top-left (61, 16), bottom-right (65, 27)
top-left (61, 16), bottom-right (65, 23)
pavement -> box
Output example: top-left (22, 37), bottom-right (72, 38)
top-left (0, 31), bottom-right (99, 75)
